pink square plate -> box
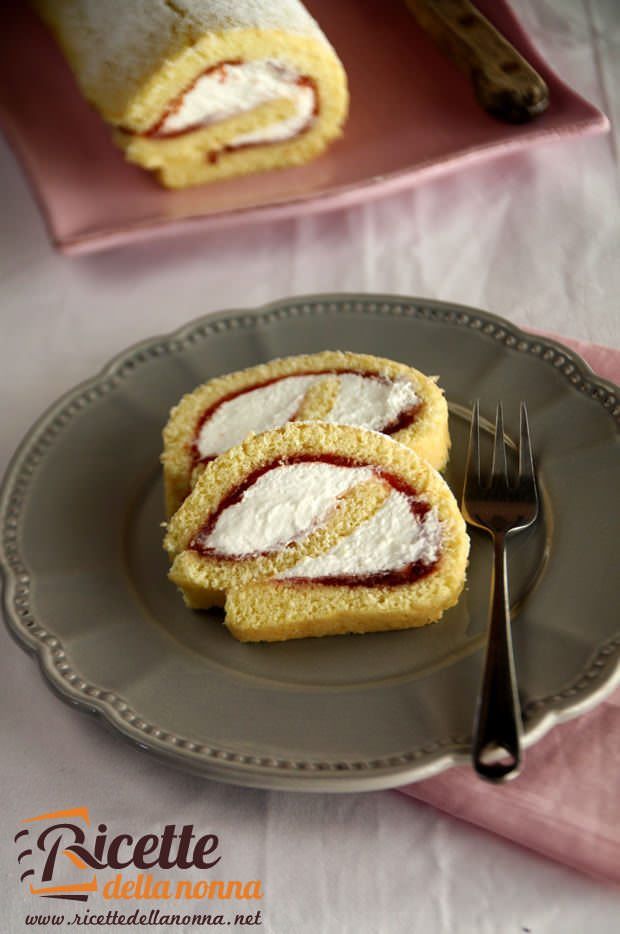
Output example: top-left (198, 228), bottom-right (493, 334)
top-left (0, 0), bottom-right (608, 255)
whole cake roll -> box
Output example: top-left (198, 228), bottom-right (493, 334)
top-left (34, 0), bottom-right (349, 188)
top-left (164, 422), bottom-right (469, 642)
top-left (162, 351), bottom-right (451, 515)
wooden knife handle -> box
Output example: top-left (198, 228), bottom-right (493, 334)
top-left (404, 0), bottom-right (549, 123)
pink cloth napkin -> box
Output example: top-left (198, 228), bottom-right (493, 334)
top-left (399, 333), bottom-right (620, 885)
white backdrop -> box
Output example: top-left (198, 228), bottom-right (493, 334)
top-left (1, 2), bottom-right (619, 931)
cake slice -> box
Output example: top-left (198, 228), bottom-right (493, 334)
top-left (164, 422), bottom-right (469, 642)
top-left (162, 350), bottom-right (451, 515)
top-left (34, 0), bottom-right (348, 188)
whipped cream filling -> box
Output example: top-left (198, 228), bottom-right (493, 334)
top-left (200, 462), bottom-right (372, 556)
top-left (279, 491), bottom-right (442, 580)
top-left (196, 372), bottom-right (420, 459)
top-left (157, 60), bottom-right (315, 145)
top-left (325, 373), bottom-right (419, 431)
top-left (197, 375), bottom-right (321, 459)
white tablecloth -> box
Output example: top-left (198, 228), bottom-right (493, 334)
top-left (1, 2), bottom-right (619, 931)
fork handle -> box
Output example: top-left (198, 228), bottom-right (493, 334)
top-left (472, 533), bottom-right (523, 781)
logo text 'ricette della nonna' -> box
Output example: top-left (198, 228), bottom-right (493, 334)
top-left (15, 808), bottom-right (263, 904)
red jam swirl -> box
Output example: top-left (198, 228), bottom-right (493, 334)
top-left (147, 60), bottom-right (242, 139)
top-left (191, 370), bottom-right (423, 468)
top-left (133, 61), bottom-right (318, 150)
top-left (189, 454), bottom-right (438, 587)
top-left (284, 561), bottom-right (435, 588)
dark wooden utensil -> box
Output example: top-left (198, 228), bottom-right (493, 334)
top-left (404, 0), bottom-right (549, 123)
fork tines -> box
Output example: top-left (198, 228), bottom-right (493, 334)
top-left (466, 400), bottom-right (536, 492)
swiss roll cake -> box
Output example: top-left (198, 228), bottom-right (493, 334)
top-left (164, 422), bottom-right (469, 642)
top-left (34, 0), bottom-right (349, 188)
top-left (162, 351), bottom-right (451, 515)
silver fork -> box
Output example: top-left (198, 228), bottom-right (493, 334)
top-left (462, 401), bottom-right (539, 782)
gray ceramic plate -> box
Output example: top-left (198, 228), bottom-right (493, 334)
top-left (2, 295), bottom-right (619, 791)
